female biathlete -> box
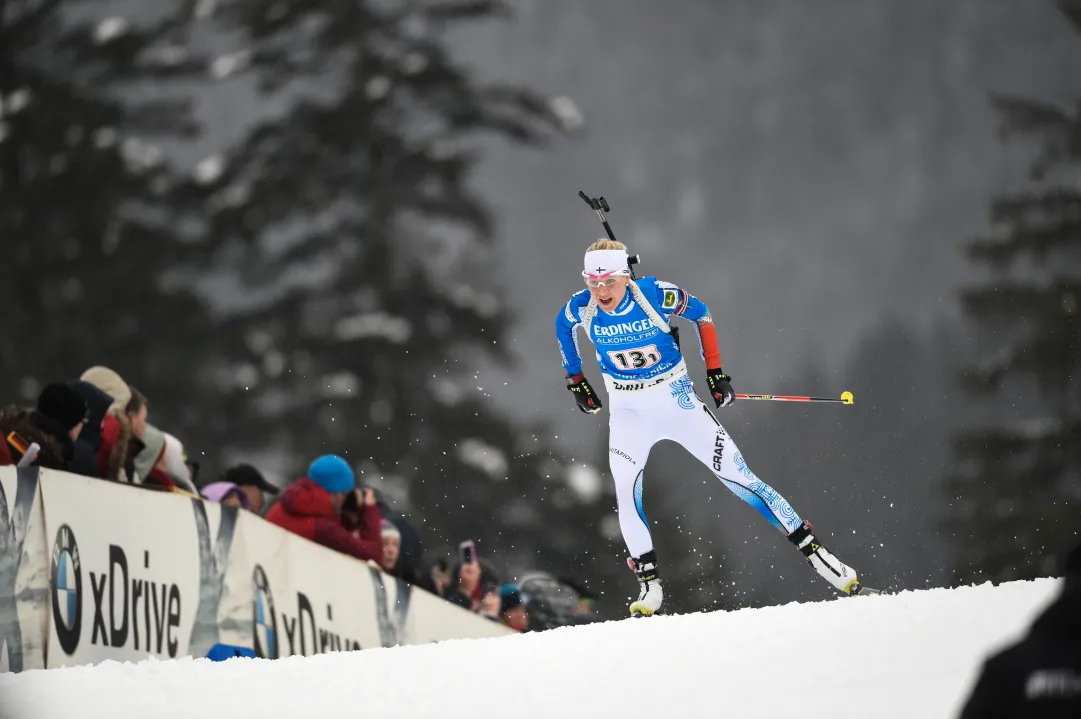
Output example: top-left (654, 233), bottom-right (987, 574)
top-left (555, 239), bottom-right (875, 616)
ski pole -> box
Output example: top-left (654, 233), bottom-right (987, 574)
top-left (735, 391), bottom-right (854, 405)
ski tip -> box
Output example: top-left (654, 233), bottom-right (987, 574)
top-left (840, 390), bottom-right (854, 405)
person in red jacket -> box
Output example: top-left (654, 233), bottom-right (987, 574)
top-left (267, 454), bottom-right (383, 564)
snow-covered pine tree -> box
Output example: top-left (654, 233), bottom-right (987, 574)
top-left (169, 0), bottom-right (611, 596)
top-left (0, 1), bottom-right (211, 410)
top-left (943, 0), bottom-right (1081, 583)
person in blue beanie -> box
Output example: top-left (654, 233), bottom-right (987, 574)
top-left (266, 455), bottom-right (384, 563)
top-left (498, 584), bottom-right (530, 632)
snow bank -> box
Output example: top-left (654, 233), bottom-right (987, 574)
top-left (0, 578), bottom-right (1060, 719)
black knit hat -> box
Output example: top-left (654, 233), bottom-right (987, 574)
top-left (223, 463), bottom-right (279, 495)
top-left (37, 382), bottom-right (88, 431)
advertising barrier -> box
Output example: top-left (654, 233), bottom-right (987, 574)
top-left (0, 467), bottom-right (47, 672)
top-left (0, 466), bottom-right (512, 673)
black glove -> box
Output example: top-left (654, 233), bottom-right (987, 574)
top-left (566, 373), bottom-right (603, 414)
top-left (706, 368), bottom-right (735, 408)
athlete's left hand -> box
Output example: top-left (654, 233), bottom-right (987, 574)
top-left (706, 368), bottom-right (735, 408)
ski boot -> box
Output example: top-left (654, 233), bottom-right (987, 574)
top-left (788, 520), bottom-right (881, 596)
top-left (627, 550), bottom-right (664, 617)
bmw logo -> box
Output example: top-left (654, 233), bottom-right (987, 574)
top-left (252, 565), bottom-right (278, 659)
top-left (50, 524), bottom-right (82, 656)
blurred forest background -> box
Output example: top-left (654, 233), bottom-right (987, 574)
top-left (1, 0), bottom-right (1078, 620)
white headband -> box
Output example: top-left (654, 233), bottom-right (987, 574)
top-left (583, 249), bottom-right (630, 278)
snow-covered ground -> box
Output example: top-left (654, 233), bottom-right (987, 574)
top-left (0, 579), bottom-right (1060, 719)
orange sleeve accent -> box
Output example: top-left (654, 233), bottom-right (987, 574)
top-left (698, 321), bottom-right (722, 370)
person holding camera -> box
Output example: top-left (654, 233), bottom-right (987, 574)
top-left (267, 454), bottom-right (384, 564)
top-left (443, 541), bottom-right (499, 612)
top-left (341, 485), bottom-right (385, 562)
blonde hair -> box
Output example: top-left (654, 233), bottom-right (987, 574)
top-left (81, 366), bottom-right (131, 417)
top-left (586, 239), bottom-right (628, 252)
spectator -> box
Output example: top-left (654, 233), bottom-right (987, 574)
top-left (443, 556), bottom-right (500, 613)
top-left (515, 572), bottom-right (599, 630)
top-left (126, 386), bottom-right (148, 438)
top-left (37, 383), bottom-right (87, 443)
top-left (417, 556), bottom-right (452, 597)
top-left (340, 486), bottom-right (383, 557)
top-left (221, 464), bottom-right (279, 515)
top-left (479, 585), bottom-right (502, 620)
top-left (162, 432), bottom-right (199, 494)
top-left (497, 584), bottom-right (530, 632)
top-left (558, 576), bottom-right (601, 621)
top-left (378, 519), bottom-right (401, 576)
top-left (76, 372), bottom-right (139, 483)
top-left (266, 455), bottom-right (383, 564)
top-left (200, 481), bottom-right (253, 510)
top-left (97, 408), bottom-right (136, 482)
top-left (0, 405), bottom-right (66, 468)
top-left (959, 539), bottom-right (1081, 718)
top-left (133, 423), bottom-right (173, 489)
top-left (28, 383), bottom-right (89, 469)
top-left (80, 366), bottom-right (131, 416)
top-left (375, 497), bottom-right (423, 584)
top-left (66, 380), bottom-right (116, 478)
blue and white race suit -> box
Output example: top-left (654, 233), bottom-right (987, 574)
top-left (555, 277), bottom-right (803, 558)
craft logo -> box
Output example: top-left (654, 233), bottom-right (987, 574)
top-left (50, 524), bottom-right (83, 655)
top-left (252, 564), bottom-right (278, 659)
top-left (712, 431), bottom-right (726, 473)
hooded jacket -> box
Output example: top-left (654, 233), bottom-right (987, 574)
top-left (960, 541), bottom-right (1081, 718)
top-left (266, 478), bottom-right (383, 564)
top-left (80, 366), bottom-right (131, 416)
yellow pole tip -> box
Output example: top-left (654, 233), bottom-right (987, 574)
top-left (840, 391), bottom-right (854, 405)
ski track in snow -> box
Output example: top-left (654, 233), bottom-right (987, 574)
top-left (0, 578), bottom-right (1060, 719)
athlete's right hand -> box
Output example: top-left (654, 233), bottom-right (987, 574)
top-left (566, 373), bottom-right (603, 414)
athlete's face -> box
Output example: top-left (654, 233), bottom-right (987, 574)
top-left (587, 275), bottom-right (629, 312)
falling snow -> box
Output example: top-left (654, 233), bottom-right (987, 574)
top-left (94, 17), bottom-right (130, 44)
top-left (457, 438), bottom-right (508, 480)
